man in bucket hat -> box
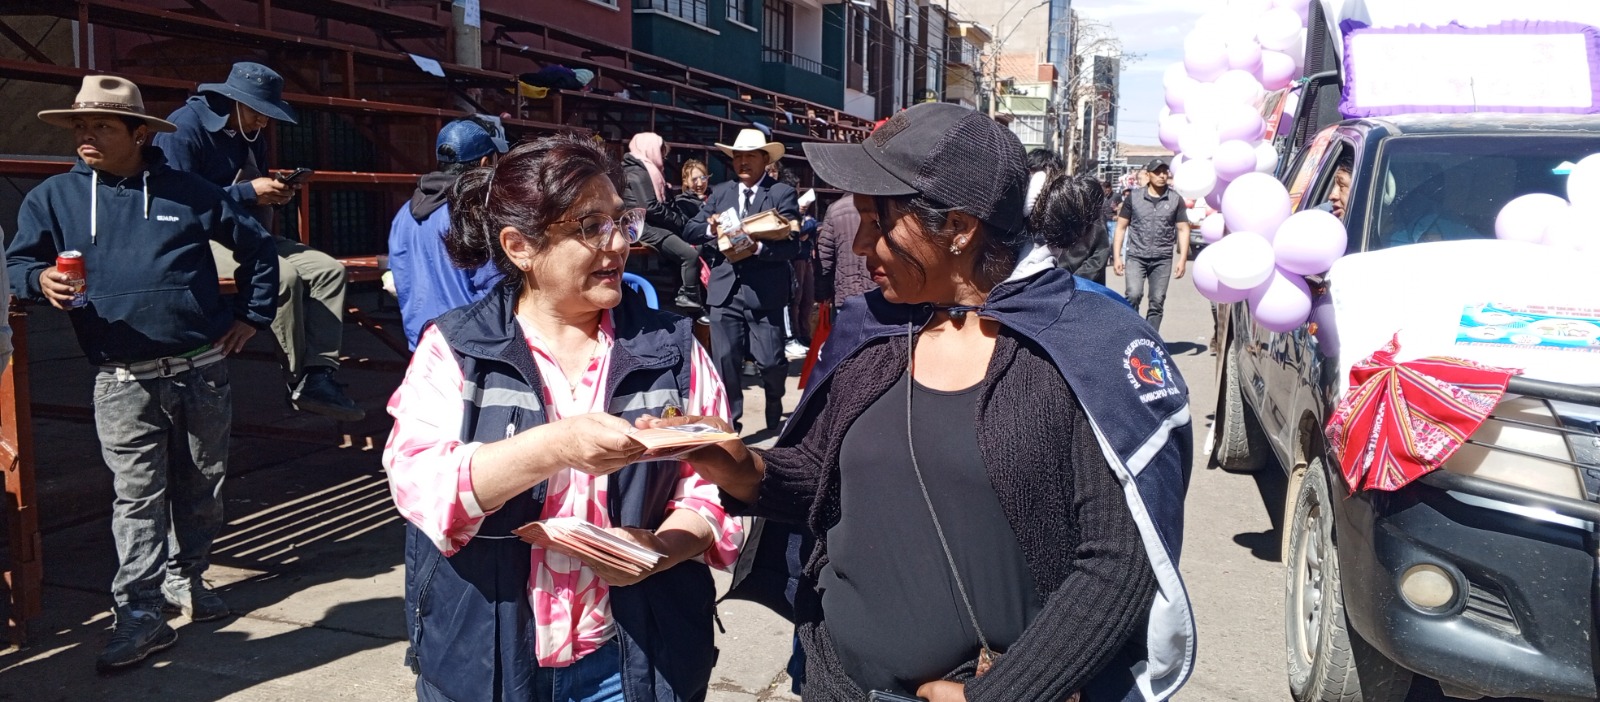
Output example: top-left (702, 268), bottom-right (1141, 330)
top-left (155, 61), bottom-right (364, 421)
top-left (7, 75), bottom-right (278, 671)
top-left (387, 116), bottom-right (508, 349)
top-left (684, 128), bottom-right (801, 432)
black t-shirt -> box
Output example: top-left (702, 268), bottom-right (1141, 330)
top-left (818, 371), bottom-right (1042, 696)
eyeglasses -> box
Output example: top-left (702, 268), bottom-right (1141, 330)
top-left (690, 175), bottom-right (708, 184)
top-left (550, 208), bottom-right (646, 250)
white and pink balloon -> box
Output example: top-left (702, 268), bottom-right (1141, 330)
top-left (1166, 1), bottom-right (1331, 334)
top-left (1494, 154), bottom-right (1600, 252)
top-left (1190, 174), bottom-right (1347, 334)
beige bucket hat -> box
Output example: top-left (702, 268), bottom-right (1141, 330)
top-left (715, 128), bottom-right (784, 162)
top-left (38, 75), bottom-right (178, 132)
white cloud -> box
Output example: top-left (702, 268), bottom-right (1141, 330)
top-left (1074, 0), bottom-right (1214, 144)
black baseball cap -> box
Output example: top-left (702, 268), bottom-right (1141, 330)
top-left (804, 102), bottom-right (1027, 233)
top-left (1146, 157), bottom-right (1171, 172)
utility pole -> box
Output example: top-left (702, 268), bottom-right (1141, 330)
top-left (452, 0), bottom-right (481, 69)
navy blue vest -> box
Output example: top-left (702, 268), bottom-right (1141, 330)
top-left (406, 285), bottom-right (716, 702)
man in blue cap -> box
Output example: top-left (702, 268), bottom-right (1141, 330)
top-left (155, 62), bottom-right (363, 421)
top-left (387, 117), bottom-right (508, 349)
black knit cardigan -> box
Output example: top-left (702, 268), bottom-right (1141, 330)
top-left (733, 329), bottom-right (1158, 702)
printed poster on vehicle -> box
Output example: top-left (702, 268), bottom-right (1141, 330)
top-left (1455, 303), bottom-right (1600, 353)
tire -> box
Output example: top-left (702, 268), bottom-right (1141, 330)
top-left (1285, 462), bottom-right (1413, 702)
top-left (1215, 348), bottom-right (1269, 473)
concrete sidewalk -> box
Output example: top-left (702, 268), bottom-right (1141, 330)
top-left (0, 295), bottom-right (804, 702)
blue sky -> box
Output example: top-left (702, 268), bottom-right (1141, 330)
top-left (1073, 0), bottom-right (1212, 145)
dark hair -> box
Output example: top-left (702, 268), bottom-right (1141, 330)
top-left (445, 134), bottom-right (614, 283)
top-left (1334, 150), bottom-right (1355, 174)
top-left (1027, 173), bottom-right (1106, 252)
top-left (872, 195), bottom-right (1021, 289)
top-left (440, 160), bottom-right (475, 176)
top-left (114, 115), bottom-right (146, 133)
top-left (1026, 148), bottom-right (1064, 175)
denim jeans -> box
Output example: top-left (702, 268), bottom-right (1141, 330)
top-left (534, 639), bottom-right (626, 702)
top-left (1124, 255), bottom-right (1174, 333)
top-left (94, 362), bottom-right (231, 610)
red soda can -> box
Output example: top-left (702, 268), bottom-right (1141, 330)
top-left (56, 251), bottom-right (87, 309)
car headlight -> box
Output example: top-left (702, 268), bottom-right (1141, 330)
top-left (1443, 396), bottom-right (1584, 500)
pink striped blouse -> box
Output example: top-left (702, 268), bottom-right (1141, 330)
top-left (384, 312), bottom-right (743, 668)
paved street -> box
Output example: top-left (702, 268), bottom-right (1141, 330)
top-left (0, 273), bottom-right (1474, 701)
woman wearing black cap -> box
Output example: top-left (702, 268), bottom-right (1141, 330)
top-left (642, 102), bottom-right (1197, 702)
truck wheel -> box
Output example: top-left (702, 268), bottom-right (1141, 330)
top-left (1285, 462), bottom-right (1413, 702)
top-left (1216, 348), bottom-right (1268, 473)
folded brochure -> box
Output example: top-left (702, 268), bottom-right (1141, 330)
top-left (513, 516), bottom-right (664, 573)
top-left (628, 422), bottom-right (739, 460)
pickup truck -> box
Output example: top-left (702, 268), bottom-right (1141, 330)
top-left (1215, 113), bottom-right (1600, 702)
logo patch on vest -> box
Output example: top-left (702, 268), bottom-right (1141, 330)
top-left (1124, 338), bottom-right (1177, 403)
top-left (156, 215), bottom-right (179, 222)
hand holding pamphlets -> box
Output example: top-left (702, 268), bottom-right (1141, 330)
top-left (514, 517), bottom-right (664, 576)
top-left (627, 422), bottom-right (740, 461)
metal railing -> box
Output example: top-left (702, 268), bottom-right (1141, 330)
top-left (761, 49), bottom-right (842, 80)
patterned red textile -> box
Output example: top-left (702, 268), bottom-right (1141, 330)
top-left (1326, 335), bottom-right (1518, 493)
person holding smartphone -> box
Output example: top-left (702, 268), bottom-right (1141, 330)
top-left (155, 62), bottom-right (363, 421)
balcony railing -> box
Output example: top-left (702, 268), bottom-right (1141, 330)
top-left (762, 48), bottom-right (841, 80)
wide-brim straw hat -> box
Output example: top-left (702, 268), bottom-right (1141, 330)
top-left (38, 75), bottom-right (177, 132)
top-left (716, 128), bottom-right (784, 162)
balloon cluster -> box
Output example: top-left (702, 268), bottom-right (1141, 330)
top-left (1495, 154), bottom-right (1600, 252)
top-left (1160, 0), bottom-right (1311, 204)
top-left (1192, 174), bottom-right (1347, 333)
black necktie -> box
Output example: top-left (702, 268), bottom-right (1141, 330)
top-left (742, 188), bottom-right (754, 216)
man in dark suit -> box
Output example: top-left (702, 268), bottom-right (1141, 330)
top-left (685, 128), bottom-right (801, 431)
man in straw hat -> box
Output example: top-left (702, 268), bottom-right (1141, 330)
top-left (155, 61), bottom-right (363, 421)
top-left (8, 75), bottom-right (278, 671)
top-left (684, 127), bottom-right (801, 432)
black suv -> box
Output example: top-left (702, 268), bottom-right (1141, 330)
top-left (1216, 113), bottom-right (1600, 702)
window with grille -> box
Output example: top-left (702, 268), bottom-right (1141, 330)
top-left (635, 0), bottom-right (708, 25)
top-left (727, 0), bottom-right (749, 25)
top-left (1011, 115), bottom-right (1047, 145)
top-left (762, 0), bottom-right (791, 51)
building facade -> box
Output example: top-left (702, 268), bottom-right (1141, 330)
top-left (632, 0), bottom-right (845, 108)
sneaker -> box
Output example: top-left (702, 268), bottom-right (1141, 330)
top-left (96, 608), bottom-right (177, 672)
top-left (784, 340), bottom-right (809, 360)
top-left (291, 368), bottom-right (366, 422)
top-left (742, 361), bottom-right (758, 377)
top-left (673, 293), bottom-right (700, 310)
top-left (162, 577), bottom-right (231, 622)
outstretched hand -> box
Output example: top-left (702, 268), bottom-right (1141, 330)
top-left (554, 413), bottom-right (647, 477)
top-left (633, 414), bottom-right (760, 503)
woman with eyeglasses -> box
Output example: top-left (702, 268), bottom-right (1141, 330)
top-left (383, 135), bottom-right (743, 702)
top-left (674, 158), bottom-right (712, 220)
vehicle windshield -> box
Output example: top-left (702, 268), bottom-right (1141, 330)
top-left (1370, 134), bottom-right (1600, 250)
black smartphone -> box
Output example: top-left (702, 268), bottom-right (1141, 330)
top-left (867, 692), bottom-right (924, 702)
top-left (276, 167), bottom-right (313, 185)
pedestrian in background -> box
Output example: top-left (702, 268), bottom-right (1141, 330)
top-left (385, 135), bottom-right (742, 702)
top-left (387, 117), bottom-right (507, 350)
top-left (622, 132), bottom-right (704, 311)
top-left (1032, 172), bottom-right (1114, 285)
top-left (674, 158), bottom-right (711, 222)
top-left (683, 129), bottom-right (801, 432)
top-left (647, 102), bottom-right (1195, 702)
top-left (1113, 158), bottom-right (1191, 333)
top-left (10, 75), bottom-right (278, 671)
top-left (155, 61), bottom-right (362, 420)
top-left (813, 194), bottom-right (870, 307)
